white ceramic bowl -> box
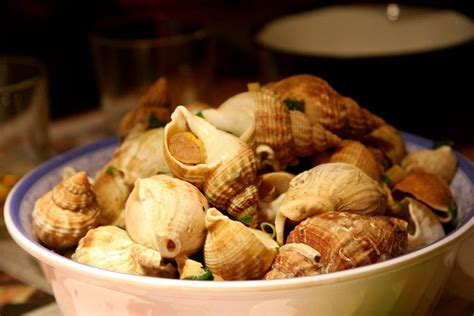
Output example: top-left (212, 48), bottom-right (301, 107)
top-left (5, 133), bottom-right (474, 315)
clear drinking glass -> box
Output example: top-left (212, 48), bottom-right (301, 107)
top-left (0, 56), bottom-right (49, 218)
top-left (91, 16), bottom-right (214, 134)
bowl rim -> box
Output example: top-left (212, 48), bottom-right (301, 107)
top-left (4, 133), bottom-right (474, 292)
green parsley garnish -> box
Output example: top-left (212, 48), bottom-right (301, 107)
top-left (396, 201), bottom-right (404, 211)
top-left (183, 268), bottom-right (214, 281)
top-left (149, 114), bottom-right (164, 129)
top-left (196, 111), bottom-right (205, 119)
top-left (238, 214), bottom-right (253, 226)
top-left (206, 193), bottom-right (216, 202)
top-left (381, 174), bottom-right (393, 186)
top-left (447, 206), bottom-right (459, 227)
top-left (105, 166), bottom-right (116, 176)
top-left (156, 171), bottom-right (167, 175)
top-left (283, 98), bottom-right (304, 111)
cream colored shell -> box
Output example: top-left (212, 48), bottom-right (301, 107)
top-left (401, 146), bottom-right (457, 183)
top-left (204, 208), bottom-right (278, 280)
top-left (257, 172), bottom-right (295, 223)
top-left (125, 175), bottom-right (207, 258)
top-left (363, 124), bottom-right (407, 165)
top-left (164, 105), bottom-right (259, 225)
top-left (398, 198), bottom-right (445, 251)
top-left (32, 171), bottom-right (100, 251)
top-left (72, 226), bottom-right (176, 277)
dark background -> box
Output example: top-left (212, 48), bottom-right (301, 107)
top-left (0, 0), bottom-right (473, 144)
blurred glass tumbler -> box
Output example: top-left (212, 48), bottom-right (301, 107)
top-left (0, 57), bottom-right (49, 176)
top-left (91, 17), bottom-right (214, 132)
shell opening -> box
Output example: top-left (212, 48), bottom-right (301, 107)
top-left (205, 208), bottom-right (227, 229)
top-left (158, 237), bottom-right (182, 258)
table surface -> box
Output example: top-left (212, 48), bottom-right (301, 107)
top-left (1, 86), bottom-right (473, 315)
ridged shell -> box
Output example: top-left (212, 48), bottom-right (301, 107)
top-left (270, 74), bottom-right (347, 134)
top-left (125, 175), bottom-right (207, 258)
top-left (276, 163), bottom-right (386, 244)
top-left (401, 146), bottom-right (457, 183)
top-left (254, 88), bottom-right (295, 167)
top-left (393, 172), bottom-right (457, 223)
top-left (288, 110), bottom-right (315, 157)
top-left (341, 96), bottom-right (385, 139)
top-left (257, 172), bottom-right (295, 222)
top-left (119, 77), bottom-right (171, 139)
top-left (203, 208), bottom-right (278, 280)
top-left (164, 105), bottom-right (259, 225)
top-left (311, 121), bottom-right (343, 152)
top-left (363, 124), bottom-right (407, 165)
top-left (264, 243), bottom-right (322, 280)
top-left (72, 226), bottom-right (176, 277)
top-left (269, 74), bottom-right (384, 137)
top-left (32, 171), bottom-right (100, 251)
top-left (282, 212), bottom-right (407, 275)
top-left (329, 140), bottom-right (383, 181)
top-left (93, 165), bottom-right (130, 227)
top-left (398, 198), bottom-right (445, 251)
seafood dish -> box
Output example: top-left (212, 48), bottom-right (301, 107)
top-left (31, 74), bottom-right (461, 281)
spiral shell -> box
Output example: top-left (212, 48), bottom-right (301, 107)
top-left (72, 226), bottom-right (176, 278)
top-left (329, 140), bottom-right (383, 181)
top-left (363, 124), bottom-right (407, 165)
top-left (203, 208), bottom-right (278, 280)
top-left (401, 146), bottom-right (457, 183)
top-left (397, 198), bottom-right (445, 251)
top-left (119, 77), bottom-right (171, 139)
top-left (164, 105), bottom-right (259, 225)
top-left (267, 212), bottom-right (407, 279)
top-left (257, 171), bottom-right (295, 223)
top-left (269, 74), bottom-right (385, 137)
top-left (94, 128), bottom-right (171, 226)
top-left (32, 171), bottom-right (100, 251)
top-left (125, 175), bottom-right (207, 258)
top-left (276, 163), bottom-right (386, 244)
top-left (393, 172), bottom-right (457, 224)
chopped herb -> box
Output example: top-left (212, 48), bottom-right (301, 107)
top-left (196, 111), bottom-right (205, 119)
top-left (206, 193), bottom-right (216, 202)
top-left (432, 139), bottom-right (454, 149)
top-left (448, 206), bottom-right (459, 227)
top-left (183, 268), bottom-right (214, 281)
top-left (105, 166), bottom-right (116, 176)
top-left (156, 171), bottom-right (166, 175)
top-left (283, 98), bottom-right (304, 111)
top-left (247, 82), bottom-right (261, 91)
top-left (381, 174), bottom-right (393, 186)
top-left (149, 114), bottom-right (165, 129)
top-left (396, 201), bottom-right (404, 211)
top-left (239, 214), bottom-right (253, 226)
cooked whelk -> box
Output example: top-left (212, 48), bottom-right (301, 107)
top-left (94, 128), bottom-right (171, 226)
top-left (401, 146), bottom-right (457, 183)
top-left (329, 140), bottom-right (383, 181)
top-left (72, 226), bottom-right (176, 277)
top-left (204, 208), bottom-right (278, 280)
top-left (266, 212), bottom-right (408, 279)
top-left (125, 175), bottom-right (207, 258)
top-left (164, 105), bottom-right (259, 225)
top-left (363, 124), bottom-right (407, 166)
top-left (257, 171), bottom-right (295, 222)
top-left (276, 162), bottom-right (387, 244)
top-left (32, 171), bottom-right (100, 251)
top-left (393, 172), bottom-right (457, 224)
top-left (397, 198), bottom-right (445, 251)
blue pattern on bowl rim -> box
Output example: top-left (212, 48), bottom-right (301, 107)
top-left (5, 132), bottom-right (474, 253)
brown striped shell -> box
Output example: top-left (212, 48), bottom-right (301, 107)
top-left (363, 124), bottom-right (407, 165)
top-left (401, 146), bottom-right (457, 183)
top-left (72, 226), bottom-right (176, 278)
top-left (203, 208), bottom-right (278, 280)
top-left (164, 106), bottom-right (259, 226)
top-left (269, 74), bottom-right (385, 137)
top-left (266, 212), bottom-right (407, 279)
top-left (276, 163), bottom-right (387, 244)
top-left (393, 172), bottom-right (457, 223)
top-left (119, 77), bottom-right (171, 139)
top-left (329, 140), bottom-right (383, 181)
top-left (32, 171), bottom-right (100, 251)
